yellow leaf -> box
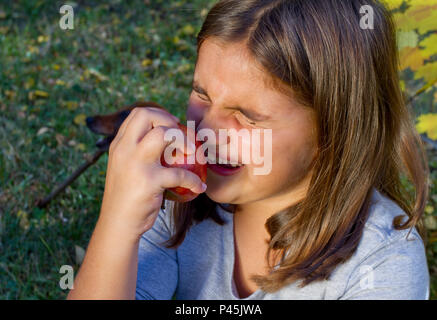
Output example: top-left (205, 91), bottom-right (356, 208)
top-left (27, 46), bottom-right (39, 54)
top-left (64, 101), bottom-right (78, 110)
top-left (55, 79), bottom-right (66, 86)
top-left (400, 80), bottom-right (406, 91)
top-left (416, 113), bottom-right (437, 140)
top-left (74, 114), bottom-right (87, 126)
top-left (37, 35), bottom-right (49, 43)
top-left (395, 3), bottom-right (437, 34)
top-left (35, 90), bottom-right (49, 98)
top-left (399, 46), bottom-right (425, 71)
top-left (29, 90), bottom-right (49, 100)
top-left (172, 36), bottom-right (180, 44)
top-left (75, 143), bottom-right (86, 152)
top-left (419, 33), bottom-right (437, 58)
top-left (200, 8), bottom-right (208, 18)
top-left (141, 59), bottom-right (152, 67)
top-left (414, 61), bottom-right (437, 85)
top-left (16, 210), bottom-right (30, 230)
top-left (385, 0), bottom-right (409, 10)
top-left (425, 205), bottom-right (434, 214)
top-left (24, 78), bottom-right (35, 90)
top-left (181, 24), bottom-right (195, 36)
top-left (4, 90), bottom-right (16, 99)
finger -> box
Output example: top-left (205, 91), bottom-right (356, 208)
top-left (138, 126), bottom-right (196, 162)
top-left (160, 167), bottom-right (207, 194)
top-left (112, 107), bottom-right (139, 145)
top-left (145, 107), bottom-right (181, 123)
top-left (114, 107), bottom-right (179, 145)
top-left (121, 108), bottom-right (180, 146)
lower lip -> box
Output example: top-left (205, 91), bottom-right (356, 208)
top-left (207, 163), bottom-right (244, 176)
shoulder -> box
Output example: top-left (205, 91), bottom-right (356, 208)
top-left (328, 188), bottom-right (429, 299)
top-left (357, 188), bottom-right (425, 260)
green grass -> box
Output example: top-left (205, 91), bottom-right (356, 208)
top-left (0, 0), bottom-right (214, 299)
top-left (0, 0), bottom-right (436, 299)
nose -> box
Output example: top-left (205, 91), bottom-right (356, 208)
top-left (86, 116), bottom-right (95, 128)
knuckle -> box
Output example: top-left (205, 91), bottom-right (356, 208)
top-left (133, 107), bottom-right (150, 118)
top-left (152, 126), bottom-right (167, 139)
top-left (108, 140), bottom-right (117, 155)
top-left (173, 168), bottom-right (186, 183)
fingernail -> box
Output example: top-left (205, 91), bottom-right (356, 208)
top-left (201, 182), bottom-right (207, 192)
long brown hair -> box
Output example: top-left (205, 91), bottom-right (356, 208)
top-left (164, 0), bottom-right (430, 292)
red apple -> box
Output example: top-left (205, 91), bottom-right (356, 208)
top-left (160, 123), bottom-right (207, 202)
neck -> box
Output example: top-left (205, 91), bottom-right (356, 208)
top-left (235, 176), bottom-right (311, 222)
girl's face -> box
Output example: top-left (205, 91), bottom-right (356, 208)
top-left (187, 38), bottom-right (318, 212)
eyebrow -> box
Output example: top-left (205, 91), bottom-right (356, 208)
top-left (192, 80), bottom-right (270, 121)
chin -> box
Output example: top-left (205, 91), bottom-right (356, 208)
top-left (205, 189), bottom-right (234, 204)
top-left (204, 182), bottom-right (242, 204)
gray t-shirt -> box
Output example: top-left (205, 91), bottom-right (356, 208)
top-left (135, 188), bottom-right (430, 299)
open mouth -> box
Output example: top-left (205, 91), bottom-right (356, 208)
top-left (207, 158), bottom-right (244, 176)
top-left (204, 148), bottom-right (245, 176)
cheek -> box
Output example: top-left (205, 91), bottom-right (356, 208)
top-left (270, 129), bottom-right (316, 179)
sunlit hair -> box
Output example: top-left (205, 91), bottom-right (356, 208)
top-left (164, 0), bottom-right (429, 292)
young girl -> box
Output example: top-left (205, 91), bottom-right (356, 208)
top-left (68, 0), bottom-right (430, 300)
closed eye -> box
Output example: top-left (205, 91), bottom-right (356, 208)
top-left (234, 111), bottom-right (257, 126)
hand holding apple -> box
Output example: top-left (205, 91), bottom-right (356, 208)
top-left (160, 123), bottom-right (207, 202)
top-left (99, 107), bottom-right (206, 238)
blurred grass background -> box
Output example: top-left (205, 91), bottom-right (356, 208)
top-left (0, 0), bottom-right (436, 299)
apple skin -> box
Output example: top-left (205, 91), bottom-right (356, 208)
top-left (160, 124), bottom-right (207, 202)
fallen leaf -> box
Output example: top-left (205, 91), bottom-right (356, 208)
top-left (141, 59), bottom-right (152, 67)
top-left (75, 245), bottom-right (86, 265)
top-left (37, 35), bottom-right (49, 43)
top-left (73, 114), bottom-right (86, 126)
top-left (181, 24), bottom-right (195, 36)
top-left (75, 143), bottom-right (86, 152)
top-left (37, 127), bottom-right (50, 136)
top-left (424, 215), bottom-right (437, 230)
top-left (4, 90), bottom-right (16, 99)
top-left (55, 133), bottom-right (66, 146)
top-left (16, 210), bottom-right (30, 231)
top-left (64, 101), bottom-right (78, 111)
top-left (88, 68), bottom-right (108, 82)
top-left (29, 90), bottom-right (49, 100)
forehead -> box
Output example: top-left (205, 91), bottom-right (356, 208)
top-left (195, 38), bottom-right (282, 96)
